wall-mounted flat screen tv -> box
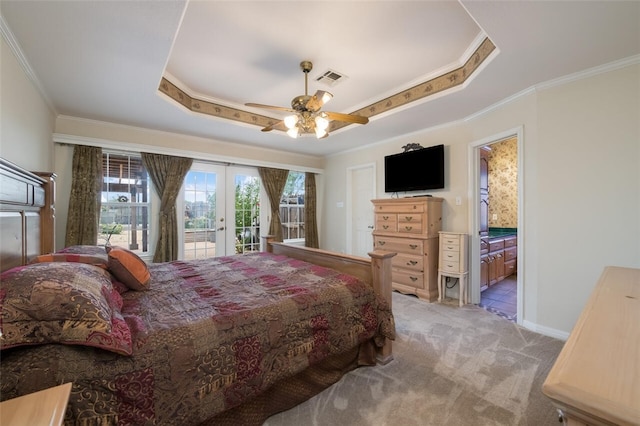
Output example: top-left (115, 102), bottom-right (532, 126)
top-left (384, 144), bottom-right (445, 193)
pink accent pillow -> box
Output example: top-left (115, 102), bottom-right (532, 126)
top-left (106, 246), bottom-right (151, 291)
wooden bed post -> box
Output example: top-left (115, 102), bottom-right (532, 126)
top-left (369, 250), bottom-right (395, 365)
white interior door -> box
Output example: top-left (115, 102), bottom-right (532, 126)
top-left (347, 163), bottom-right (376, 257)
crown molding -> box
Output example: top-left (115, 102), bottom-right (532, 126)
top-left (465, 54), bottom-right (640, 123)
top-left (0, 15), bottom-right (57, 114)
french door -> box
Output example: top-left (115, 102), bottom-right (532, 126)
top-left (180, 163), bottom-right (263, 260)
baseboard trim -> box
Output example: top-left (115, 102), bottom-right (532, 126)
top-left (522, 320), bottom-right (570, 341)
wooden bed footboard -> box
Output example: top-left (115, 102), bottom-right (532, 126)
top-left (264, 235), bottom-right (396, 364)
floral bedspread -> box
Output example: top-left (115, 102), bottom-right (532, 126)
top-left (0, 252), bottom-right (394, 425)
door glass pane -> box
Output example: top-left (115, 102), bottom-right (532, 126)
top-left (234, 174), bottom-right (260, 254)
top-left (184, 171), bottom-right (217, 260)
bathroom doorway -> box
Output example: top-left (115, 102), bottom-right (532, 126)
top-left (469, 127), bottom-right (523, 324)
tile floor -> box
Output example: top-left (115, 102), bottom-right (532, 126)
top-left (480, 274), bottom-right (517, 322)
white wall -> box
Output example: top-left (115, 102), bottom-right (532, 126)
top-left (532, 64), bottom-right (639, 333)
top-left (323, 62), bottom-right (640, 336)
top-left (0, 37), bottom-right (55, 170)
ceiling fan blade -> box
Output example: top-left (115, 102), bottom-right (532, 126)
top-left (324, 111), bottom-right (369, 125)
top-left (261, 120), bottom-right (287, 132)
top-left (305, 90), bottom-right (333, 112)
top-left (245, 103), bottom-right (295, 113)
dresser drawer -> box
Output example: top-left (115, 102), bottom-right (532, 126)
top-left (393, 253), bottom-right (424, 271)
top-left (504, 236), bottom-right (517, 248)
top-left (440, 249), bottom-right (460, 263)
top-left (374, 236), bottom-right (423, 254)
top-left (393, 269), bottom-right (425, 289)
top-left (441, 243), bottom-right (460, 252)
top-left (481, 238), bottom-right (489, 254)
top-left (374, 203), bottom-right (425, 214)
top-left (504, 246), bottom-right (517, 261)
top-left (489, 238), bottom-right (504, 252)
top-left (397, 222), bottom-right (423, 234)
top-left (375, 213), bottom-right (397, 231)
top-left (440, 235), bottom-right (461, 246)
top-left (504, 259), bottom-right (517, 276)
top-left (440, 260), bottom-right (461, 273)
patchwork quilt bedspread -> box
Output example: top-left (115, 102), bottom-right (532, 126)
top-left (0, 252), bottom-right (394, 425)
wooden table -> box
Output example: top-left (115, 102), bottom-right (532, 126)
top-left (542, 266), bottom-right (640, 425)
top-left (0, 383), bottom-right (72, 426)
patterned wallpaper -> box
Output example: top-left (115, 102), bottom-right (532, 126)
top-left (488, 137), bottom-right (518, 228)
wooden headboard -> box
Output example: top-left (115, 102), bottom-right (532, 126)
top-left (0, 158), bottom-right (55, 273)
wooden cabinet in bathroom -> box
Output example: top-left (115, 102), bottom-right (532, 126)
top-left (481, 235), bottom-right (516, 291)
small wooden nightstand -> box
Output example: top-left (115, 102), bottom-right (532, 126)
top-left (0, 383), bottom-right (72, 426)
top-left (437, 232), bottom-right (469, 306)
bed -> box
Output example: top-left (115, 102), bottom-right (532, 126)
top-left (0, 158), bottom-right (395, 425)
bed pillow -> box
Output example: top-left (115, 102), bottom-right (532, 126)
top-left (0, 262), bottom-right (132, 356)
top-left (29, 253), bottom-right (109, 269)
top-left (56, 245), bottom-right (108, 256)
top-left (106, 246), bottom-right (151, 291)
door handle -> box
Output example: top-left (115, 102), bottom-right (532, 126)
top-left (217, 227), bottom-right (225, 231)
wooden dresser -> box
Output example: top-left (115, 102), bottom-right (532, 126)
top-left (542, 266), bottom-right (640, 425)
top-left (372, 197), bottom-right (443, 301)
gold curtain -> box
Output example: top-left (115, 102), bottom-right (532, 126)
top-left (258, 167), bottom-right (289, 242)
top-left (142, 153), bottom-right (193, 263)
top-left (304, 172), bottom-right (319, 248)
top-left (65, 145), bottom-right (102, 247)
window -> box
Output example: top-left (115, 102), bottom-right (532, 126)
top-left (280, 171), bottom-right (305, 242)
top-left (99, 152), bottom-right (151, 256)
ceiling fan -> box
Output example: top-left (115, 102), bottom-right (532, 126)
top-left (245, 61), bottom-right (369, 139)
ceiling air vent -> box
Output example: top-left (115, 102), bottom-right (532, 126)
top-left (315, 69), bottom-right (348, 87)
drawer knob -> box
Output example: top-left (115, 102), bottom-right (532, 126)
top-left (407, 260), bottom-right (418, 266)
top-left (383, 215), bottom-right (389, 220)
top-left (378, 241), bottom-right (386, 246)
top-left (409, 244), bottom-right (418, 250)
top-left (405, 216), bottom-right (413, 221)
top-left (405, 226), bottom-right (413, 231)
top-left (410, 276), bottom-right (418, 282)
top-left (383, 225), bottom-right (389, 229)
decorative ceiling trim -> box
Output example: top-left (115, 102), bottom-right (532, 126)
top-left (158, 78), bottom-right (277, 128)
top-left (330, 37), bottom-right (496, 132)
top-left (158, 36), bottom-right (496, 134)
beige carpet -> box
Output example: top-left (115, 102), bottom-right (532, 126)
top-left (265, 292), bottom-right (564, 426)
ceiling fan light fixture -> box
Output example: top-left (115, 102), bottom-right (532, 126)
top-left (315, 127), bottom-right (328, 139)
top-left (315, 113), bottom-right (329, 131)
top-left (284, 114), bottom-right (299, 129)
top-left (247, 61), bottom-right (367, 139)
top-left (286, 127), bottom-right (299, 138)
